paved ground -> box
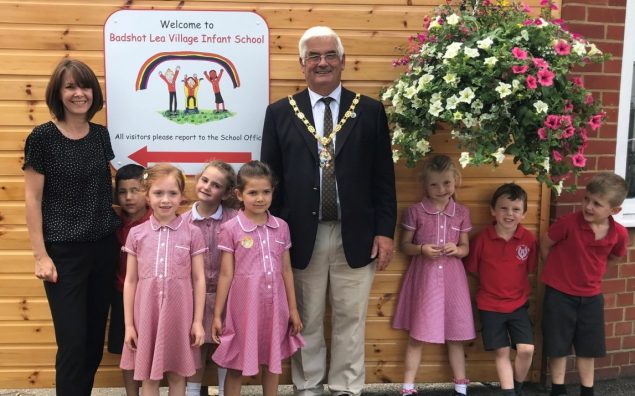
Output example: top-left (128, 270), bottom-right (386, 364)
top-left (2, 377), bottom-right (635, 396)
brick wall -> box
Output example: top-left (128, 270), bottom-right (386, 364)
top-left (549, 0), bottom-right (635, 382)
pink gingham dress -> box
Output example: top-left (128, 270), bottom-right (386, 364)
top-left (212, 211), bottom-right (304, 375)
top-left (120, 215), bottom-right (207, 380)
top-left (183, 203), bottom-right (237, 344)
top-left (392, 198), bottom-right (476, 343)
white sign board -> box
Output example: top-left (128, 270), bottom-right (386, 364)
top-left (104, 10), bottom-right (269, 174)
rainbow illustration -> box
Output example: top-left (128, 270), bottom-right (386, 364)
top-left (135, 51), bottom-right (240, 91)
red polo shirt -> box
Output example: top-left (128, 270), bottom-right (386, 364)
top-left (464, 223), bottom-right (537, 313)
top-left (541, 211), bottom-right (628, 297)
top-left (114, 209), bottom-right (152, 292)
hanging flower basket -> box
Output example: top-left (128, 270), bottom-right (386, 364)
top-left (382, 0), bottom-right (610, 194)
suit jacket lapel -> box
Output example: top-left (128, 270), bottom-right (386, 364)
top-left (334, 87), bottom-right (359, 157)
top-left (291, 89), bottom-right (319, 162)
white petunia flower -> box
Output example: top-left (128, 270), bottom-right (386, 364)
top-left (392, 125), bottom-right (404, 141)
top-left (450, 129), bottom-right (461, 139)
top-left (520, 30), bottom-right (529, 41)
top-left (443, 42), bottom-right (463, 59)
top-left (392, 149), bottom-right (400, 163)
top-left (572, 41), bottom-right (587, 56)
top-left (533, 100), bottom-right (549, 114)
top-left (429, 18), bottom-right (441, 30)
top-left (417, 74), bottom-right (434, 89)
top-left (447, 13), bottom-right (461, 25)
top-left (459, 152), bottom-right (471, 168)
top-left (464, 47), bottom-right (480, 58)
top-left (416, 139), bottom-right (431, 154)
top-left (403, 85), bottom-right (417, 99)
top-left (542, 157), bottom-right (550, 173)
top-left (381, 87), bottom-right (394, 101)
top-left (443, 73), bottom-right (459, 85)
top-left (587, 43), bottom-right (602, 56)
top-left (453, 111), bottom-right (463, 121)
top-left (428, 100), bottom-right (444, 117)
top-left (512, 79), bottom-right (522, 91)
top-left (463, 113), bottom-right (477, 128)
top-left (495, 82), bottom-right (512, 98)
top-left (484, 56), bottom-right (498, 66)
top-left (446, 95), bottom-right (460, 110)
top-left (491, 147), bottom-right (506, 164)
top-left (554, 180), bottom-right (564, 196)
top-left (431, 92), bottom-right (443, 103)
top-left (477, 37), bottom-right (494, 50)
top-left (458, 87), bottom-right (475, 104)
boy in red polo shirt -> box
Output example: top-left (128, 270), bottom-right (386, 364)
top-left (541, 173), bottom-right (628, 396)
top-left (465, 183), bottom-right (537, 396)
top-left (107, 164), bottom-right (152, 396)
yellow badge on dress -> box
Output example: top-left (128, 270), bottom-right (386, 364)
top-left (240, 236), bottom-right (254, 249)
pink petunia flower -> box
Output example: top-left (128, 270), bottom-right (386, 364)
top-left (512, 65), bottom-right (529, 74)
top-left (589, 114), bottom-right (603, 130)
top-left (570, 76), bottom-right (584, 87)
top-left (526, 75), bottom-right (537, 89)
top-left (522, 2), bottom-right (532, 13)
top-left (561, 127), bottom-right (575, 138)
top-left (554, 40), bottom-right (571, 55)
top-left (523, 19), bottom-right (534, 26)
top-left (537, 128), bottom-right (548, 140)
top-left (544, 115), bottom-right (560, 129)
top-left (572, 152), bottom-right (586, 168)
top-left (534, 18), bottom-right (544, 26)
top-left (585, 94), bottom-right (594, 105)
top-left (540, 0), bottom-right (549, 5)
top-left (564, 101), bottom-right (574, 113)
top-left (552, 150), bottom-right (563, 162)
top-left (532, 58), bottom-right (549, 69)
top-left (537, 68), bottom-right (555, 86)
top-left (512, 47), bottom-right (528, 60)
top-left (579, 127), bottom-right (588, 142)
top-left (560, 115), bottom-right (572, 127)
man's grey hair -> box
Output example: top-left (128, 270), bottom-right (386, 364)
top-left (298, 26), bottom-right (345, 62)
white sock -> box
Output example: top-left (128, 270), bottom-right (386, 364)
top-left (186, 381), bottom-right (202, 396)
top-left (454, 383), bottom-right (467, 395)
top-left (402, 383), bottom-right (415, 390)
top-left (218, 367), bottom-right (228, 396)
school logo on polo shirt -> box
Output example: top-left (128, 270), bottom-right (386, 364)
top-left (516, 244), bottom-right (530, 261)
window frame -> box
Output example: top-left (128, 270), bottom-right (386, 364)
top-left (614, 0), bottom-right (635, 227)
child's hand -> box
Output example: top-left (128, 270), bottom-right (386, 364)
top-left (289, 308), bottom-right (303, 336)
top-left (190, 322), bottom-right (205, 347)
top-left (211, 316), bottom-right (223, 344)
top-left (441, 243), bottom-right (458, 256)
top-left (421, 244), bottom-right (443, 259)
top-left (124, 325), bottom-right (138, 351)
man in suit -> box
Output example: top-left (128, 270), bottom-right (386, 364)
top-left (260, 26), bottom-right (397, 396)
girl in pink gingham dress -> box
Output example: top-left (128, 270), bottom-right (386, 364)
top-left (121, 164), bottom-right (207, 396)
top-left (183, 160), bottom-right (238, 396)
top-left (392, 155), bottom-right (475, 396)
top-left (211, 161), bottom-right (304, 396)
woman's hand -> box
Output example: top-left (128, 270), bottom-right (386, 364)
top-left (190, 322), bottom-right (205, 347)
top-left (35, 256), bottom-right (58, 283)
top-left (289, 308), bottom-right (303, 336)
top-left (124, 325), bottom-right (138, 351)
top-left (211, 316), bottom-right (223, 344)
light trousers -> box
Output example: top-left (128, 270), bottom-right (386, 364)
top-left (291, 222), bottom-right (375, 396)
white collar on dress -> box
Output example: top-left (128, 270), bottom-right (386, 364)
top-left (191, 202), bottom-right (223, 221)
top-left (149, 214), bottom-right (184, 231)
top-left (236, 210), bottom-right (280, 232)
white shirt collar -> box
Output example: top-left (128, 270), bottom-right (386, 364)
top-left (191, 202), bottom-right (223, 221)
top-left (308, 84), bottom-right (342, 109)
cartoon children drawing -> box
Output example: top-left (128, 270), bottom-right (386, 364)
top-left (203, 69), bottom-right (226, 113)
top-left (158, 66), bottom-right (180, 115)
top-left (183, 74), bottom-right (200, 114)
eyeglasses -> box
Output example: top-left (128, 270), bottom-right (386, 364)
top-left (304, 52), bottom-right (340, 64)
